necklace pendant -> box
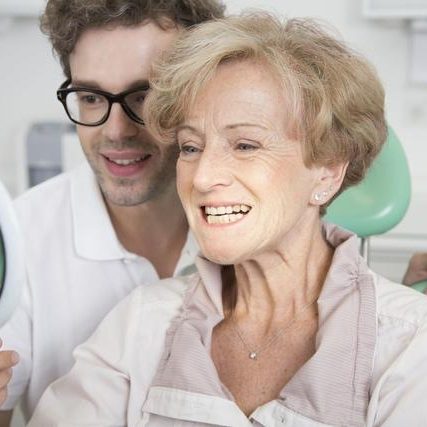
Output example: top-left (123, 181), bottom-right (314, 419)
top-left (249, 351), bottom-right (257, 360)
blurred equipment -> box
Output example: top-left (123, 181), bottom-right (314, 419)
top-left (0, 181), bottom-right (25, 327)
top-left (363, 0), bottom-right (427, 84)
top-left (26, 122), bottom-right (72, 188)
top-left (326, 127), bottom-right (411, 262)
top-left (363, 0), bottom-right (427, 19)
top-left (15, 121), bottom-right (85, 194)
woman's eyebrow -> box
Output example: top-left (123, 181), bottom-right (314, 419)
top-left (176, 124), bottom-right (203, 136)
top-left (225, 123), bottom-right (268, 131)
top-left (176, 123), bottom-right (269, 136)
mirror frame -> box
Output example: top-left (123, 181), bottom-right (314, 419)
top-left (0, 182), bottom-right (25, 327)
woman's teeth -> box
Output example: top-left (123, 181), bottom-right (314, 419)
top-left (205, 205), bottom-right (250, 215)
top-left (207, 213), bottom-right (244, 224)
top-left (204, 205), bottom-right (251, 224)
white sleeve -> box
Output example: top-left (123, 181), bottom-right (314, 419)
top-left (0, 276), bottom-right (33, 410)
top-left (369, 320), bottom-right (427, 426)
top-left (27, 289), bottom-right (142, 427)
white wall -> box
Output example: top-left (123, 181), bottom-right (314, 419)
top-left (0, 16), bottom-right (63, 195)
top-left (0, 2), bottom-right (426, 263)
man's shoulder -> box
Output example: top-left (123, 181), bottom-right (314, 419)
top-left (13, 164), bottom-right (95, 224)
top-left (14, 171), bottom-right (73, 212)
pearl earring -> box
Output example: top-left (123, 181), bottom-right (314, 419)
top-left (314, 192), bottom-right (322, 202)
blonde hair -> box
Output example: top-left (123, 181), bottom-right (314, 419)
top-left (145, 12), bottom-right (387, 207)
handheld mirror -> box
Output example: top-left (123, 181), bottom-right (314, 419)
top-left (0, 181), bottom-right (24, 327)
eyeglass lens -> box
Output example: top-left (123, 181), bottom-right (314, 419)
top-left (65, 89), bottom-right (147, 125)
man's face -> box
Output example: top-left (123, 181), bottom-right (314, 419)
top-left (69, 23), bottom-right (180, 206)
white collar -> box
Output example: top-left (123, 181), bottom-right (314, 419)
top-left (69, 162), bottom-right (199, 268)
top-left (70, 162), bottom-right (126, 260)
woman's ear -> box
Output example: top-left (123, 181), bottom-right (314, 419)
top-left (311, 161), bottom-right (348, 206)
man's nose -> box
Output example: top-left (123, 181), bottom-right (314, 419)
top-left (101, 103), bottom-right (139, 142)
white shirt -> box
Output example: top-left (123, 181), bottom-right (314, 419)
top-left (0, 162), bottom-right (198, 420)
top-left (28, 225), bottom-right (427, 426)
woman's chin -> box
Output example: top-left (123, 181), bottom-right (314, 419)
top-left (199, 245), bottom-right (243, 266)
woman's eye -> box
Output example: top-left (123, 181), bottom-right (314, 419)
top-left (236, 141), bottom-right (258, 151)
top-left (179, 144), bottom-right (200, 155)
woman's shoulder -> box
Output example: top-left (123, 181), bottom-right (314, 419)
top-left (370, 270), bottom-right (427, 383)
top-left (135, 273), bottom-right (197, 302)
top-left (90, 273), bottom-right (199, 343)
top-left (368, 272), bottom-right (427, 424)
top-left (116, 273), bottom-right (199, 319)
top-left (373, 271), bottom-right (427, 328)
top-left (78, 273), bottom-right (200, 372)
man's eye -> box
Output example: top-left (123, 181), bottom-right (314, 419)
top-left (127, 90), bottom-right (148, 105)
top-left (134, 95), bottom-right (145, 104)
top-left (78, 94), bottom-right (103, 105)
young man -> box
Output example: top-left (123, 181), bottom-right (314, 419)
top-left (0, 0), bottom-right (225, 424)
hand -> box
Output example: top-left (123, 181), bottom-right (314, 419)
top-left (0, 339), bottom-right (19, 406)
top-left (403, 252), bottom-right (427, 287)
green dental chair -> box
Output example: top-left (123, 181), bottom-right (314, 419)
top-left (412, 280), bottom-right (427, 293)
top-left (325, 127), bottom-right (427, 293)
top-left (0, 181), bottom-right (25, 327)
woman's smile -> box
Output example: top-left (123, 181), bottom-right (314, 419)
top-left (202, 204), bottom-right (252, 225)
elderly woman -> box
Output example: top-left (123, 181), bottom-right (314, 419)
top-left (29, 13), bottom-right (427, 427)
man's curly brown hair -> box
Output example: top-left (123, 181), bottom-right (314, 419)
top-left (40, 0), bottom-right (225, 78)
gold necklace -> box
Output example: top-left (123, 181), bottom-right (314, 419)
top-left (230, 297), bottom-right (318, 361)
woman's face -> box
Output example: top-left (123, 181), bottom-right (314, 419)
top-left (176, 60), bottom-right (324, 264)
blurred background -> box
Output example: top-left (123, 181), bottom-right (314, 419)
top-left (0, 0), bottom-right (426, 293)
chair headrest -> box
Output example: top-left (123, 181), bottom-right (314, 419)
top-left (325, 127), bottom-right (411, 238)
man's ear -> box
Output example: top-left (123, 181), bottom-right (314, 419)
top-left (310, 161), bottom-right (348, 206)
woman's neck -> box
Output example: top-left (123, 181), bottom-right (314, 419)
top-left (226, 216), bottom-right (333, 326)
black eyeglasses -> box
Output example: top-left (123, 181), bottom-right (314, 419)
top-left (56, 79), bottom-right (150, 126)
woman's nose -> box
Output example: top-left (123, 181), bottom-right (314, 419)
top-left (192, 144), bottom-right (233, 192)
